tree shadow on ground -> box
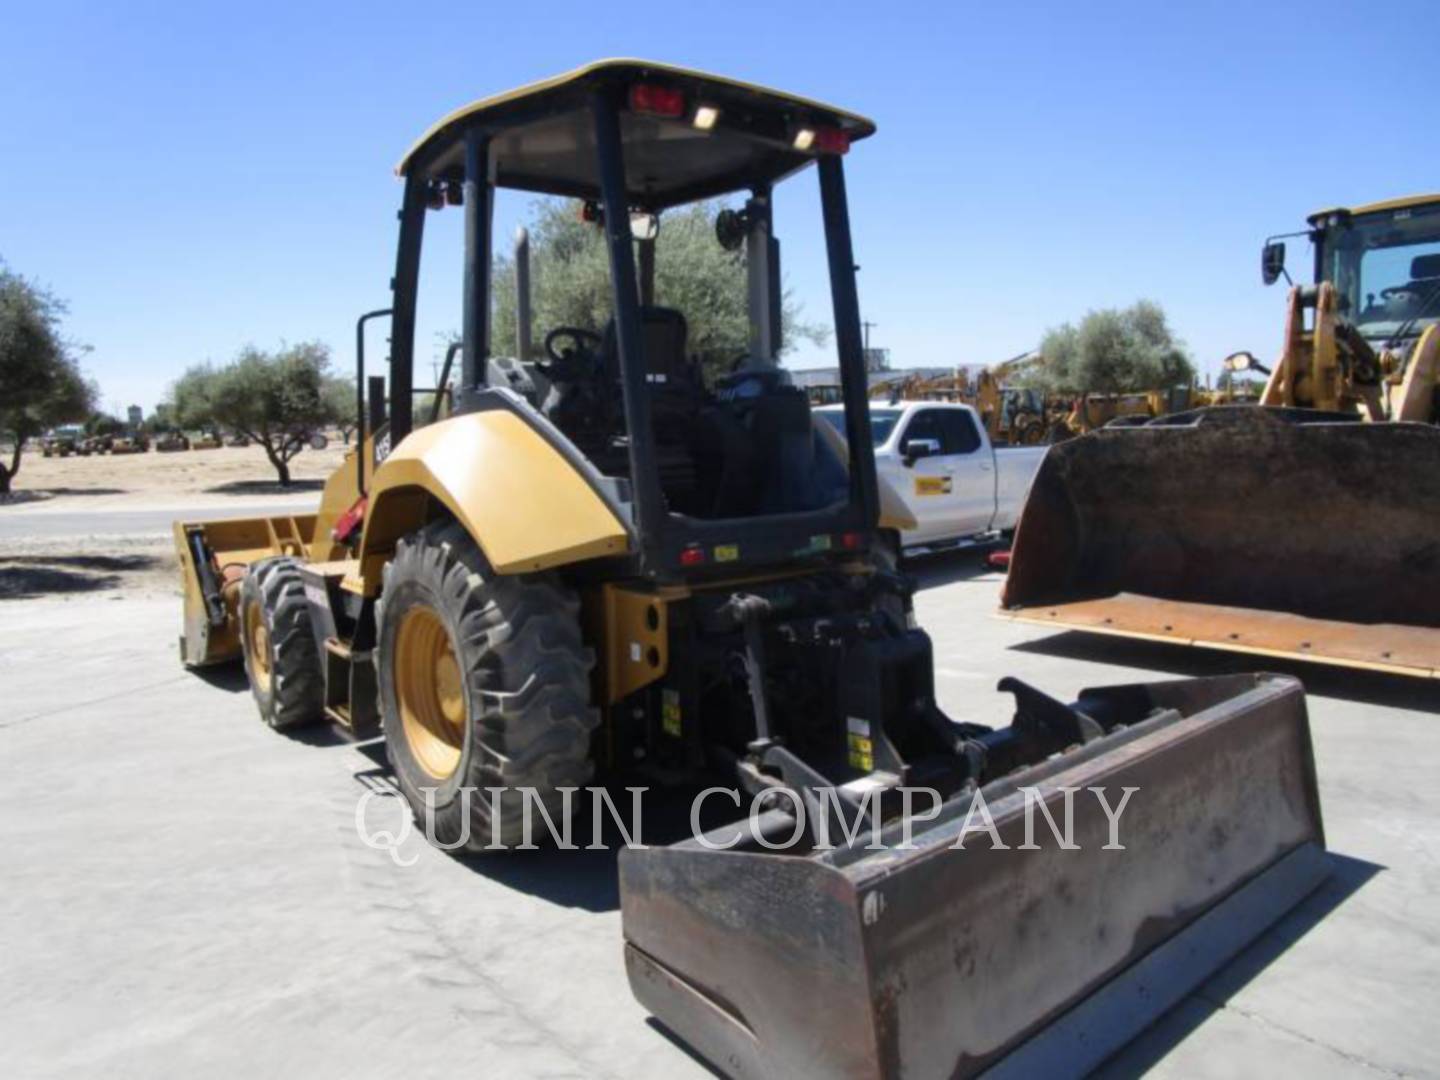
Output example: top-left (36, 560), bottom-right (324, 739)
top-left (0, 554), bottom-right (163, 600)
top-left (1096, 851), bottom-right (1383, 1076)
top-left (0, 487), bottom-right (128, 506)
top-left (1011, 630), bottom-right (1440, 712)
top-left (202, 478), bottom-right (326, 495)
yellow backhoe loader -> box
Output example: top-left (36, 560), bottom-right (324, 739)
top-left (1003, 194), bottom-right (1440, 677)
top-left (871, 366), bottom-right (1050, 444)
top-left (175, 61), bottom-right (1326, 1077)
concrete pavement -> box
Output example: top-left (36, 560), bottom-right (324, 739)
top-left (1, 552), bottom-right (1436, 1078)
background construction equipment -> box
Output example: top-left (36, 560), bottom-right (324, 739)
top-left (1003, 194), bottom-right (1440, 676)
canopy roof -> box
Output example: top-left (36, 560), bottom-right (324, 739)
top-left (1307, 194), bottom-right (1440, 225)
top-left (398, 59), bottom-right (877, 210)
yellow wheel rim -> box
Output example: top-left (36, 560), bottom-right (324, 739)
top-left (245, 601), bottom-right (272, 693)
top-left (395, 605), bottom-right (467, 780)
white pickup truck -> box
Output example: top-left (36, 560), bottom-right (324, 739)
top-left (817, 401), bottom-right (1047, 554)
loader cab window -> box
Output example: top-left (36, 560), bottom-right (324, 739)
top-left (506, 188), bottom-right (851, 527)
top-left (1320, 205), bottom-right (1440, 339)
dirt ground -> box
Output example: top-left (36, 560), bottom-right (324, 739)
top-left (0, 441), bottom-right (350, 601)
top-left (2, 440), bottom-right (350, 511)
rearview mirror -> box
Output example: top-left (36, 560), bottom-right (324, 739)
top-left (902, 438), bottom-right (940, 466)
top-left (1261, 241), bottom-right (1286, 286)
top-left (715, 208), bottom-right (748, 251)
top-left (629, 212), bottom-right (659, 242)
top-left (1221, 350), bottom-right (1271, 376)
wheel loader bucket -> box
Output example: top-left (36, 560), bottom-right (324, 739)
top-left (173, 513), bottom-right (318, 667)
top-left (1001, 406), bottom-right (1440, 678)
top-left (621, 673), bottom-right (1326, 1078)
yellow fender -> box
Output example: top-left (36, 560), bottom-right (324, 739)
top-left (358, 408), bottom-right (631, 586)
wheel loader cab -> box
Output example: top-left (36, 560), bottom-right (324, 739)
top-left (375, 60), bottom-right (881, 582)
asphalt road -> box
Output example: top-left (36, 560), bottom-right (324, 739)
top-left (2, 551), bottom-right (1437, 1078)
top-left (0, 504), bottom-right (302, 540)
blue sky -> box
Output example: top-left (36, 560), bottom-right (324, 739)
top-left (2, 0), bottom-right (1434, 414)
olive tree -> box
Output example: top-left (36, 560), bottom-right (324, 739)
top-left (1027, 301), bottom-right (1195, 395)
top-left (490, 198), bottom-right (826, 376)
top-left (171, 363), bottom-right (220, 436)
top-left (167, 342), bottom-right (339, 486)
top-left (0, 265), bottom-right (96, 494)
top-left (322, 375), bottom-right (358, 443)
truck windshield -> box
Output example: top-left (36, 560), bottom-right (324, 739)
top-left (819, 407), bottom-right (902, 446)
top-left (1320, 203), bottom-right (1440, 340)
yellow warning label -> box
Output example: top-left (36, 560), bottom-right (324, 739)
top-left (847, 732), bottom-right (874, 771)
top-left (915, 475), bottom-right (952, 496)
top-left (662, 689), bottom-right (682, 737)
top-left (714, 544), bottom-right (739, 563)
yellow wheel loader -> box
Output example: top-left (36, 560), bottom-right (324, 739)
top-left (175, 61), bottom-right (1326, 1077)
top-left (1004, 195), bottom-right (1440, 678)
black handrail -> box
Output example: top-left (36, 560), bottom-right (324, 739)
top-left (355, 308), bottom-right (393, 496)
top-left (431, 341), bottom-right (461, 424)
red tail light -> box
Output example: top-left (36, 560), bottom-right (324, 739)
top-left (795, 125), bottom-right (850, 154)
top-left (840, 531), bottom-right (863, 550)
top-left (679, 546), bottom-right (706, 567)
top-left (629, 83), bottom-right (685, 119)
top-left (813, 126), bottom-right (850, 154)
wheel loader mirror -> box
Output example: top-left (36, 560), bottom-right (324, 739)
top-left (1221, 350), bottom-right (1271, 376)
top-left (902, 438), bottom-right (940, 466)
top-left (1262, 241), bottom-right (1286, 285)
top-left (715, 208), bottom-right (748, 251)
top-left (629, 212), bottom-right (659, 241)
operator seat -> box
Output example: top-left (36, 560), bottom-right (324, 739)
top-left (601, 306), bottom-right (695, 392)
top-left (1411, 254), bottom-right (1440, 283)
top-left (599, 306), bottom-right (709, 509)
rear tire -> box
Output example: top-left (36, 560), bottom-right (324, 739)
top-left (376, 520), bottom-right (599, 850)
top-left (239, 557), bottom-right (325, 730)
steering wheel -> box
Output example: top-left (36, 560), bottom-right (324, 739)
top-left (540, 327), bottom-right (604, 377)
top-left (1381, 285), bottom-right (1421, 300)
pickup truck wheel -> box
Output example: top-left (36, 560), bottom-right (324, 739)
top-left (376, 519), bottom-right (599, 851)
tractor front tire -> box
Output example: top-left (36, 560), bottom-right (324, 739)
top-left (376, 520), bottom-right (598, 851)
top-left (239, 557), bottom-right (325, 730)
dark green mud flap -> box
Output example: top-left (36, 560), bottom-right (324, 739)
top-left (620, 674), bottom-right (1326, 1079)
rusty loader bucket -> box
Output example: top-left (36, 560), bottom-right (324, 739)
top-left (620, 673), bottom-right (1326, 1078)
top-left (1001, 406), bottom-right (1440, 677)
